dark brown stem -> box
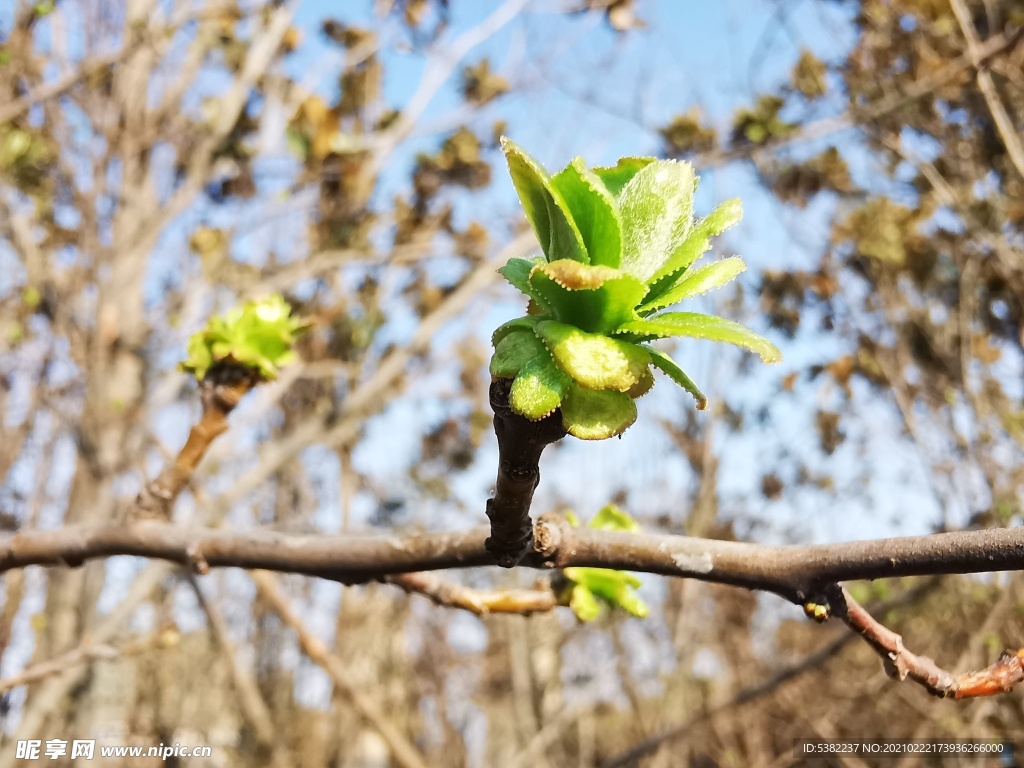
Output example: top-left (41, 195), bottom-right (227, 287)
top-left (825, 584), bottom-right (1024, 699)
top-left (134, 364), bottom-right (256, 519)
top-left (485, 378), bottom-right (566, 567)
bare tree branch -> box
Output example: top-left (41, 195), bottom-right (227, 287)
top-left (386, 571), bottom-right (557, 615)
top-left (826, 584), bottom-right (1024, 699)
top-left (250, 570), bottom-right (430, 768)
top-left (949, 0), bottom-right (1024, 180)
top-left (5, 515), bottom-right (1024, 607)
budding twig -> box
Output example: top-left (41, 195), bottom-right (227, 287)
top-left (825, 584), bottom-right (1024, 699)
top-left (135, 363), bottom-right (257, 520)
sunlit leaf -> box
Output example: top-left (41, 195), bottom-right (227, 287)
top-left (560, 385), bottom-right (637, 439)
top-left (591, 156), bottom-right (655, 196)
top-left (618, 160), bottom-right (696, 283)
top-left (501, 137), bottom-right (587, 263)
top-left (529, 261), bottom-right (646, 334)
top-left (180, 294), bottom-right (308, 381)
top-left (620, 313), bottom-right (781, 363)
top-left (509, 354), bottom-right (571, 420)
top-left (639, 256), bottom-right (746, 315)
top-left (646, 346), bottom-right (707, 409)
top-left (552, 159), bottom-right (622, 267)
top-left (647, 198), bottom-right (742, 295)
top-left (537, 321), bottom-right (651, 392)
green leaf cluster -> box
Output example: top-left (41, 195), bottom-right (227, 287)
top-left (561, 505), bottom-right (649, 622)
top-left (490, 138), bottom-right (780, 440)
top-left (180, 294), bottom-right (309, 382)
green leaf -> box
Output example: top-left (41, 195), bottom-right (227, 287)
top-left (639, 256), bottom-right (746, 315)
top-left (627, 366), bottom-right (655, 398)
top-left (537, 321), bottom-right (651, 392)
top-left (589, 504), bottom-right (640, 532)
top-left (592, 157), bottom-right (656, 197)
top-left (491, 316), bottom-right (541, 346)
top-left (618, 160), bottom-right (696, 283)
top-left (509, 354), bottom-right (571, 420)
top-left (489, 330), bottom-right (548, 379)
top-left (647, 198), bottom-right (742, 296)
top-left (498, 257), bottom-right (545, 295)
top-left (646, 346), bottom-right (707, 410)
top-left (528, 261), bottom-right (646, 334)
top-left (180, 294), bottom-right (308, 381)
top-left (619, 313), bottom-right (782, 363)
top-left (564, 567), bottom-right (649, 619)
top-left (551, 159), bottom-right (622, 267)
top-left (569, 584), bottom-right (602, 621)
top-left (561, 385), bottom-right (637, 439)
top-left (501, 137), bottom-right (587, 263)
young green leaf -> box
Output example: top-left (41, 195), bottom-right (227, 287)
top-left (618, 160), bottom-right (697, 283)
top-left (491, 316), bottom-right (542, 346)
top-left (509, 354), bottom-right (571, 420)
top-left (537, 320), bottom-right (651, 392)
top-left (589, 504), bottom-right (640, 532)
top-left (564, 567), bottom-right (649, 619)
top-left (591, 156), bottom-right (656, 196)
top-left (552, 159), bottom-right (622, 268)
top-left (638, 256), bottom-right (746, 315)
top-left (569, 583), bottom-right (602, 621)
top-left (498, 257), bottom-right (548, 308)
top-left (528, 261), bottom-right (646, 334)
top-left (646, 346), bottom-right (708, 410)
top-left (621, 313), bottom-right (782, 363)
top-left (501, 137), bottom-right (587, 263)
top-left (560, 385), bottom-right (637, 439)
top-left (647, 198), bottom-right (743, 294)
top-left (489, 330), bottom-right (548, 379)
top-left (180, 294), bottom-right (307, 381)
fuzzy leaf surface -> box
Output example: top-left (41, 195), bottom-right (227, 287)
top-left (621, 313), bottom-right (781, 363)
top-left (509, 354), bottom-right (571, 420)
top-left (529, 261), bottom-right (646, 334)
top-left (618, 160), bottom-right (696, 283)
top-left (537, 320), bottom-right (651, 392)
top-left (592, 157), bottom-right (656, 197)
top-left (552, 159), bottom-right (622, 267)
top-left (639, 256), bottom-right (746, 315)
top-left (560, 385), bottom-right (637, 439)
top-left (489, 330), bottom-right (547, 379)
top-left (501, 138), bottom-right (587, 263)
top-left (646, 346), bottom-right (708, 410)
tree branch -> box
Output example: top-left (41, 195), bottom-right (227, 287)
top-left (5, 515), bottom-right (1024, 606)
top-left (949, 0), bottom-right (1024, 180)
top-left (825, 584), bottom-right (1024, 699)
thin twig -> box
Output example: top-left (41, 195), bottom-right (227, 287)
top-left (599, 580), bottom-right (943, 768)
top-left (135, 367), bottom-right (257, 519)
top-left (186, 573), bottom-right (283, 758)
top-left (250, 570), bottom-right (430, 768)
top-left (949, 0), bottom-right (1024, 180)
top-left (0, 626), bottom-right (177, 694)
top-left (826, 584), bottom-right (1024, 699)
top-left (386, 571), bottom-right (557, 615)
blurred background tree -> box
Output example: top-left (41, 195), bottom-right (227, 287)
top-left (1, 0), bottom-right (1023, 765)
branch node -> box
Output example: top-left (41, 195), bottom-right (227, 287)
top-left (187, 544), bottom-right (210, 575)
top-left (533, 513), bottom-right (565, 565)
